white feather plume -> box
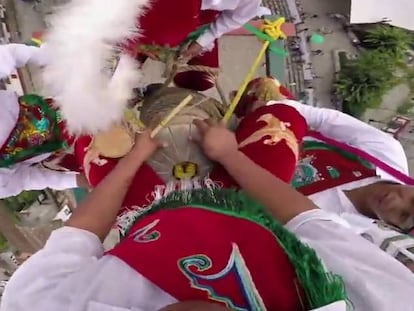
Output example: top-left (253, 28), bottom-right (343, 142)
top-left (42, 0), bottom-right (150, 135)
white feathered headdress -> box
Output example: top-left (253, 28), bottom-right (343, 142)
top-left (42, 0), bottom-right (150, 135)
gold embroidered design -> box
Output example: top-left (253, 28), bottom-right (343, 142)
top-left (239, 114), bottom-right (299, 159)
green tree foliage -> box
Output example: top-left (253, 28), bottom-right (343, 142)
top-left (336, 25), bottom-right (412, 117)
top-left (0, 232), bottom-right (8, 251)
top-left (363, 25), bottom-right (412, 61)
top-left (335, 50), bottom-right (396, 117)
top-left (1, 190), bottom-right (43, 213)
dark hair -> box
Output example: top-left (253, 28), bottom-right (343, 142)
top-left (144, 83), bottom-right (165, 97)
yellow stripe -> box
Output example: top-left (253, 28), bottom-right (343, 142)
top-left (32, 38), bottom-right (42, 46)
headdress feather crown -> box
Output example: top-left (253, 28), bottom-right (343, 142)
top-left (42, 0), bottom-right (151, 135)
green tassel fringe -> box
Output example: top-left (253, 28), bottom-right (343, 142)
top-left (182, 24), bottom-right (210, 46)
top-left (123, 188), bottom-right (349, 310)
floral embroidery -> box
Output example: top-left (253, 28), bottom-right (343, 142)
top-left (291, 155), bottom-right (323, 188)
top-left (326, 166), bottom-right (340, 179)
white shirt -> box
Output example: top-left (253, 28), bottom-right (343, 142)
top-left (272, 100), bottom-right (414, 266)
top-left (272, 99), bottom-right (409, 216)
top-left (308, 177), bottom-right (380, 216)
top-left (0, 44), bottom-right (48, 78)
top-left (0, 44), bottom-right (77, 198)
top-left (4, 209), bottom-right (413, 311)
top-left (197, 0), bottom-right (262, 48)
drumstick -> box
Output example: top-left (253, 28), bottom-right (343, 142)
top-left (150, 95), bottom-right (193, 138)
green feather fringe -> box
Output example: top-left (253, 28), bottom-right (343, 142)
top-left (123, 188), bottom-right (349, 310)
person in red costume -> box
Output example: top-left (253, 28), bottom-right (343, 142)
top-left (238, 76), bottom-right (414, 273)
top-left (75, 96), bottom-right (308, 229)
top-left (238, 77), bottom-right (414, 230)
top-left (3, 101), bottom-right (355, 311)
top-left (5, 101), bottom-right (414, 310)
top-left (124, 0), bottom-right (262, 91)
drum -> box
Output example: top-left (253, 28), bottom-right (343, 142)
top-left (87, 86), bottom-right (226, 183)
top-left (140, 86), bottom-right (226, 182)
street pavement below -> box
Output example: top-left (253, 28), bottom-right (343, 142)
top-left (295, 0), bottom-right (357, 108)
top-left (139, 36), bottom-right (266, 101)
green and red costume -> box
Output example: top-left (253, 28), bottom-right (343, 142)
top-left (123, 0), bottom-right (219, 91)
top-left (0, 94), bottom-right (78, 171)
top-left (74, 103), bottom-right (348, 310)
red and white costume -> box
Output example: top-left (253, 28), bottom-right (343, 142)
top-left (125, 0), bottom-right (262, 91)
top-left (282, 99), bottom-right (414, 268)
top-left (241, 77), bottom-right (414, 268)
top-left (3, 101), bottom-right (414, 311)
top-left (20, 2), bottom-right (414, 310)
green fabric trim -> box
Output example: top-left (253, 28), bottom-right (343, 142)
top-left (123, 188), bottom-right (349, 309)
top-left (0, 94), bottom-right (66, 168)
top-left (183, 24), bottom-right (210, 45)
top-left (135, 24), bottom-right (211, 62)
top-left (303, 140), bottom-right (374, 170)
top-left (25, 40), bottom-right (41, 47)
top-left (243, 22), bottom-right (287, 56)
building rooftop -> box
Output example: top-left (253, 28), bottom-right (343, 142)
top-left (350, 0), bottom-right (414, 31)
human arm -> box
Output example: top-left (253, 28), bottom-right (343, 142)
top-left (196, 0), bottom-right (261, 48)
top-left (193, 119), bottom-right (414, 310)
top-left (222, 150), bottom-right (316, 223)
top-left (273, 99), bottom-right (409, 174)
top-left (0, 164), bottom-right (78, 199)
top-left (66, 131), bottom-right (162, 241)
top-left (1, 226), bottom-right (104, 311)
top-left (1, 132), bottom-right (162, 310)
top-left (182, 0), bottom-right (261, 58)
top-left (193, 119), bottom-right (316, 224)
top-left (0, 44), bottom-right (48, 79)
top-left (285, 209), bottom-right (414, 310)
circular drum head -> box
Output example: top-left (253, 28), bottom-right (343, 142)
top-left (149, 109), bottom-right (212, 182)
top-left (92, 125), bottom-right (134, 158)
top-left (140, 87), bottom-right (226, 183)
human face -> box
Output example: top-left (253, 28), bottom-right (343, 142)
top-left (368, 184), bottom-right (414, 231)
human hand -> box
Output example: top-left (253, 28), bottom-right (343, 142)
top-left (180, 42), bottom-right (203, 60)
top-left (130, 130), bottom-right (166, 161)
top-left (76, 172), bottom-right (90, 189)
top-left (192, 119), bottom-right (239, 164)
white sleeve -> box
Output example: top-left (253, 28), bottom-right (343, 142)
top-left (0, 164), bottom-right (78, 198)
top-left (196, 0), bottom-right (261, 48)
top-left (2, 227), bottom-right (103, 310)
top-left (272, 99), bottom-right (409, 174)
top-left (286, 209), bottom-right (414, 311)
top-left (0, 44), bottom-right (48, 78)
